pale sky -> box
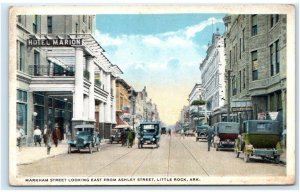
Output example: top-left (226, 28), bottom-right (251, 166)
top-left (95, 14), bottom-right (225, 126)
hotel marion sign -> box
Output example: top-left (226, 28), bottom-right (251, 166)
top-left (27, 38), bottom-right (83, 46)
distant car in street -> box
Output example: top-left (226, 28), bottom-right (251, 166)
top-left (161, 127), bottom-right (167, 134)
top-left (138, 122), bottom-right (161, 149)
top-left (67, 124), bottom-right (101, 154)
top-left (196, 124), bottom-right (210, 141)
top-left (184, 130), bottom-right (195, 137)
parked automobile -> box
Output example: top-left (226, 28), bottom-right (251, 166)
top-left (67, 124), bottom-right (101, 154)
top-left (137, 122), bottom-right (160, 148)
top-left (161, 127), bottom-right (167, 134)
top-left (109, 125), bottom-right (131, 144)
top-left (185, 130), bottom-right (195, 137)
top-left (235, 120), bottom-right (282, 163)
top-left (213, 122), bottom-right (240, 151)
top-left (196, 124), bottom-right (210, 141)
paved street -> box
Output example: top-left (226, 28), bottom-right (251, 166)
top-left (17, 134), bottom-right (286, 177)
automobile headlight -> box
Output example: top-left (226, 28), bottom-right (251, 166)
top-left (83, 141), bottom-right (87, 144)
top-left (152, 138), bottom-right (155, 141)
top-left (74, 141), bottom-right (76, 144)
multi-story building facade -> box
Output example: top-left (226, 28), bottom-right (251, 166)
top-left (135, 86), bottom-right (148, 123)
top-left (128, 88), bottom-right (138, 131)
top-left (15, 15), bottom-right (122, 143)
top-left (178, 106), bottom-right (190, 131)
top-left (199, 30), bottom-right (226, 124)
top-left (223, 14), bottom-right (286, 129)
top-left (115, 78), bottom-right (131, 127)
top-left (188, 83), bottom-right (207, 129)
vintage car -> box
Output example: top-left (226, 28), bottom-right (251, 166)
top-left (235, 120), bottom-right (282, 163)
top-left (137, 122), bottom-right (160, 148)
top-left (67, 124), bottom-right (101, 154)
top-left (109, 125), bottom-right (131, 144)
top-left (161, 127), bottom-right (167, 134)
top-left (213, 122), bottom-right (240, 151)
top-left (185, 130), bottom-right (195, 137)
top-left (196, 124), bottom-right (210, 141)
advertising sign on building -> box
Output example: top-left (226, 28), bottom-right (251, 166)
top-left (257, 112), bottom-right (266, 120)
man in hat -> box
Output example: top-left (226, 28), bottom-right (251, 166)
top-left (43, 124), bottom-right (51, 147)
top-left (52, 124), bottom-right (61, 147)
top-left (33, 126), bottom-right (42, 146)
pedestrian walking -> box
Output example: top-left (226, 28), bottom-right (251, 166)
top-left (120, 129), bottom-right (126, 146)
top-left (16, 126), bottom-right (24, 150)
top-left (207, 127), bottom-right (213, 151)
top-left (33, 126), bottom-right (42, 146)
top-left (43, 124), bottom-right (51, 147)
top-left (47, 133), bottom-right (53, 155)
top-left (180, 129), bottom-right (185, 139)
top-left (124, 128), bottom-right (129, 146)
top-left (52, 125), bottom-right (61, 147)
top-left (168, 129), bottom-right (171, 136)
top-left (127, 129), bottom-right (135, 148)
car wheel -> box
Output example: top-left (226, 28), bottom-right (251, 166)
top-left (235, 150), bottom-right (239, 158)
top-left (89, 143), bottom-right (92, 154)
top-left (110, 139), bottom-right (113, 144)
top-left (68, 144), bottom-right (71, 154)
top-left (274, 155), bottom-right (280, 164)
top-left (244, 154), bottom-right (250, 163)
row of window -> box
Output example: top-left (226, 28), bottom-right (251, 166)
top-left (17, 15), bottom-right (92, 34)
top-left (231, 68), bottom-right (246, 96)
top-left (251, 14), bottom-right (279, 36)
top-left (251, 40), bottom-right (280, 81)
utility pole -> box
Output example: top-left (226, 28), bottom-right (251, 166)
top-left (226, 69), bottom-right (232, 122)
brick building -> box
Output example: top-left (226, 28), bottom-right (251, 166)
top-left (223, 14), bottom-right (286, 129)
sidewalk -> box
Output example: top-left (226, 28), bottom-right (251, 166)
top-left (16, 139), bottom-right (110, 165)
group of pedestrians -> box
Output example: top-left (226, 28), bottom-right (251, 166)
top-left (120, 128), bottom-right (136, 148)
top-left (16, 124), bottom-right (63, 155)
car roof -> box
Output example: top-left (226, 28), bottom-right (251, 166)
top-left (74, 124), bottom-right (95, 129)
top-left (140, 122), bottom-right (160, 125)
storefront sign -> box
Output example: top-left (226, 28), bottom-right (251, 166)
top-left (268, 112), bottom-right (279, 120)
top-left (27, 39), bottom-right (82, 46)
top-left (258, 112), bottom-right (266, 120)
top-left (231, 107), bottom-right (252, 112)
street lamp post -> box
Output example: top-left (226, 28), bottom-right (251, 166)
top-left (226, 69), bottom-right (232, 122)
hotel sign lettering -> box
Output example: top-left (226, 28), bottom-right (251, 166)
top-left (27, 39), bottom-right (83, 46)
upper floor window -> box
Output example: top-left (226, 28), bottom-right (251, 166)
top-left (242, 28), bottom-right (245, 51)
top-left (239, 70), bottom-right (242, 93)
top-left (251, 51), bottom-right (258, 81)
top-left (83, 15), bottom-right (87, 23)
top-left (239, 38), bottom-right (242, 59)
top-left (47, 16), bottom-right (52, 33)
top-left (270, 40), bottom-right (280, 76)
top-left (251, 15), bottom-right (258, 36)
top-left (270, 44), bottom-right (275, 76)
top-left (243, 68), bottom-right (246, 89)
top-left (17, 15), bottom-right (22, 23)
top-left (275, 40), bottom-right (280, 74)
top-left (17, 41), bottom-right (25, 72)
top-left (34, 51), bottom-right (40, 76)
top-left (33, 15), bottom-right (38, 34)
top-left (270, 14), bottom-right (279, 28)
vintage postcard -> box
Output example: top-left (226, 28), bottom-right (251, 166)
top-left (9, 4), bottom-right (295, 186)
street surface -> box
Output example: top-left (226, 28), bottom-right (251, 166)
top-left (18, 134), bottom-right (286, 177)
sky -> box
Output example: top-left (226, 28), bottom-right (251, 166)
top-left (95, 14), bottom-right (225, 126)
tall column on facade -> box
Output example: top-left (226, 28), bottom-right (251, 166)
top-left (86, 56), bottom-right (95, 122)
top-left (111, 77), bottom-right (116, 124)
top-left (73, 47), bottom-right (84, 120)
top-left (105, 73), bottom-right (112, 123)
